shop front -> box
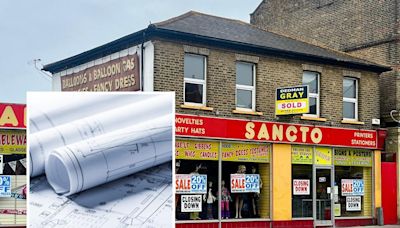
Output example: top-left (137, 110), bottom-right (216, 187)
top-left (175, 114), bottom-right (383, 228)
top-left (0, 103), bottom-right (27, 227)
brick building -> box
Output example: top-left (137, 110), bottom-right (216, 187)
top-left (43, 11), bottom-right (390, 227)
top-left (251, 0), bottom-right (400, 224)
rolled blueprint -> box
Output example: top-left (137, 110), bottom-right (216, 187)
top-left (45, 114), bottom-right (172, 195)
top-left (30, 94), bottom-right (173, 177)
top-left (29, 93), bottom-right (154, 134)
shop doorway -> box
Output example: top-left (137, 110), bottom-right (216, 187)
top-left (381, 162), bottom-right (397, 224)
top-left (314, 167), bottom-right (334, 227)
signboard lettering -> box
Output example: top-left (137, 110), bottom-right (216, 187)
top-left (175, 140), bottom-right (218, 160)
top-left (293, 179), bottom-right (310, 195)
top-left (175, 174), bottom-right (207, 194)
top-left (61, 54), bottom-right (140, 91)
top-left (231, 174), bottom-right (260, 193)
top-left (0, 130), bottom-right (26, 154)
top-left (341, 179), bottom-right (364, 196)
top-left (222, 143), bottom-right (270, 163)
top-left (0, 104), bottom-right (26, 129)
top-left (181, 195), bottom-right (202, 212)
top-left (346, 196), bottom-right (361, 211)
top-left (175, 114), bottom-right (379, 149)
top-left (0, 176), bottom-right (11, 197)
top-left (276, 86), bottom-right (309, 115)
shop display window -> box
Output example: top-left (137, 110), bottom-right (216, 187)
top-left (221, 142), bottom-right (270, 220)
top-left (175, 139), bottom-right (271, 222)
top-left (291, 146), bottom-right (313, 218)
top-left (0, 154), bottom-right (26, 225)
top-left (334, 148), bottom-right (372, 217)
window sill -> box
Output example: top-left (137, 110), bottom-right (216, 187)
top-left (180, 104), bottom-right (214, 111)
top-left (232, 109), bottom-right (263, 116)
top-left (341, 120), bottom-right (365, 125)
top-left (301, 116), bottom-right (327, 122)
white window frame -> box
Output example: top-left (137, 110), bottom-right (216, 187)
top-left (343, 77), bottom-right (358, 121)
top-left (183, 53), bottom-right (207, 106)
top-left (302, 71), bottom-right (320, 117)
top-left (235, 62), bottom-right (256, 111)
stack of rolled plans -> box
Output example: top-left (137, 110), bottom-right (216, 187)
top-left (28, 92), bottom-right (174, 195)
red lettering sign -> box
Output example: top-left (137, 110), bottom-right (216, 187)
top-left (175, 114), bottom-right (380, 149)
top-left (0, 103), bottom-right (26, 129)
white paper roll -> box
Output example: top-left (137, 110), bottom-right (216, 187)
top-left (45, 114), bottom-right (172, 196)
top-left (30, 94), bottom-right (172, 177)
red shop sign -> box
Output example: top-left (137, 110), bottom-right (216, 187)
top-left (0, 103), bottom-right (26, 129)
top-left (175, 114), bottom-right (380, 149)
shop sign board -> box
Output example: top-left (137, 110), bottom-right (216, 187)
top-left (61, 54), bottom-right (140, 91)
top-left (175, 174), bottom-right (207, 194)
top-left (176, 140), bottom-right (218, 160)
top-left (0, 103), bottom-right (26, 129)
top-left (222, 142), bottom-right (270, 163)
top-left (293, 179), bottom-right (310, 195)
top-left (176, 114), bottom-right (379, 149)
top-left (292, 146), bottom-right (313, 164)
top-left (181, 195), bottom-right (202, 212)
top-left (0, 176), bottom-right (11, 197)
top-left (231, 174), bottom-right (260, 193)
top-left (275, 86), bottom-right (309, 115)
top-left (346, 196), bottom-right (362, 211)
top-left (315, 147), bottom-right (332, 165)
top-left (341, 179), bottom-right (364, 196)
top-left (334, 149), bottom-right (372, 167)
top-left (0, 130), bottom-right (26, 154)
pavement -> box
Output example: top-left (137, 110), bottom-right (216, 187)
top-left (341, 226), bottom-right (400, 228)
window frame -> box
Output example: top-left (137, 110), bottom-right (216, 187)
top-left (183, 53), bottom-right (207, 106)
top-left (235, 61), bottom-right (256, 111)
top-left (302, 71), bottom-right (320, 117)
top-left (342, 77), bottom-right (358, 121)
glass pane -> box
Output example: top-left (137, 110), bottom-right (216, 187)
top-left (237, 89), bottom-right (252, 109)
top-left (343, 102), bottom-right (355, 119)
top-left (292, 165), bottom-right (313, 218)
top-left (343, 78), bottom-right (356, 98)
top-left (309, 97), bottom-right (317, 115)
top-left (302, 71), bottom-right (318, 93)
top-left (316, 169), bottom-right (331, 221)
top-left (184, 54), bottom-right (205, 80)
top-left (236, 62), bottom-right (254, 86)
top-left (185, 83), bottom-right (203, 104)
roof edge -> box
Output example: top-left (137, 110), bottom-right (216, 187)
top-left (43, 29), bottom-right (147, 73)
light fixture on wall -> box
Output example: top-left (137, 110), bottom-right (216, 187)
top-left (390, 110), bottom-right (400, 123)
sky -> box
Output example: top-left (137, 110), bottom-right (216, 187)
top-left (0, 0), bottom-right (262, 104)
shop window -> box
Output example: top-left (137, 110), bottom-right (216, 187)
top-left (221, 142), bottom-right (270, 219)
top-left (184, 54), bottom-right (206, 105)
top-left (334, 148), bottom-right (372, 217)
top-left (292, 146), bottom-right (313, 218)
top-left (302, 71), bottom-right (320, 116)
top-left (236, 62), bottom-right (256, 110)
top-left (0, 154), bottom-right (26, 225)
top-left (175, 140), bottom-right (218, 220)
top-left (343, 77), bottom-right (358, 120)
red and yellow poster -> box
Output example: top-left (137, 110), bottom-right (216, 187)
top-left (222, 142), bottom-right (270, 163)
top-left (0, 130), bottom-right (26, 154)
top-left (175, 140), bottom-right (218, 160)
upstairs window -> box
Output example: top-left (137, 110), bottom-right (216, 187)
top-left (302, 71), bottom-right (320, 116)
top-left (184, 54), bottom-right (206, 105)
top-left (343, 77), bottom-right (358, 120)
top-left (236, 62), bottom-right (256, 110)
